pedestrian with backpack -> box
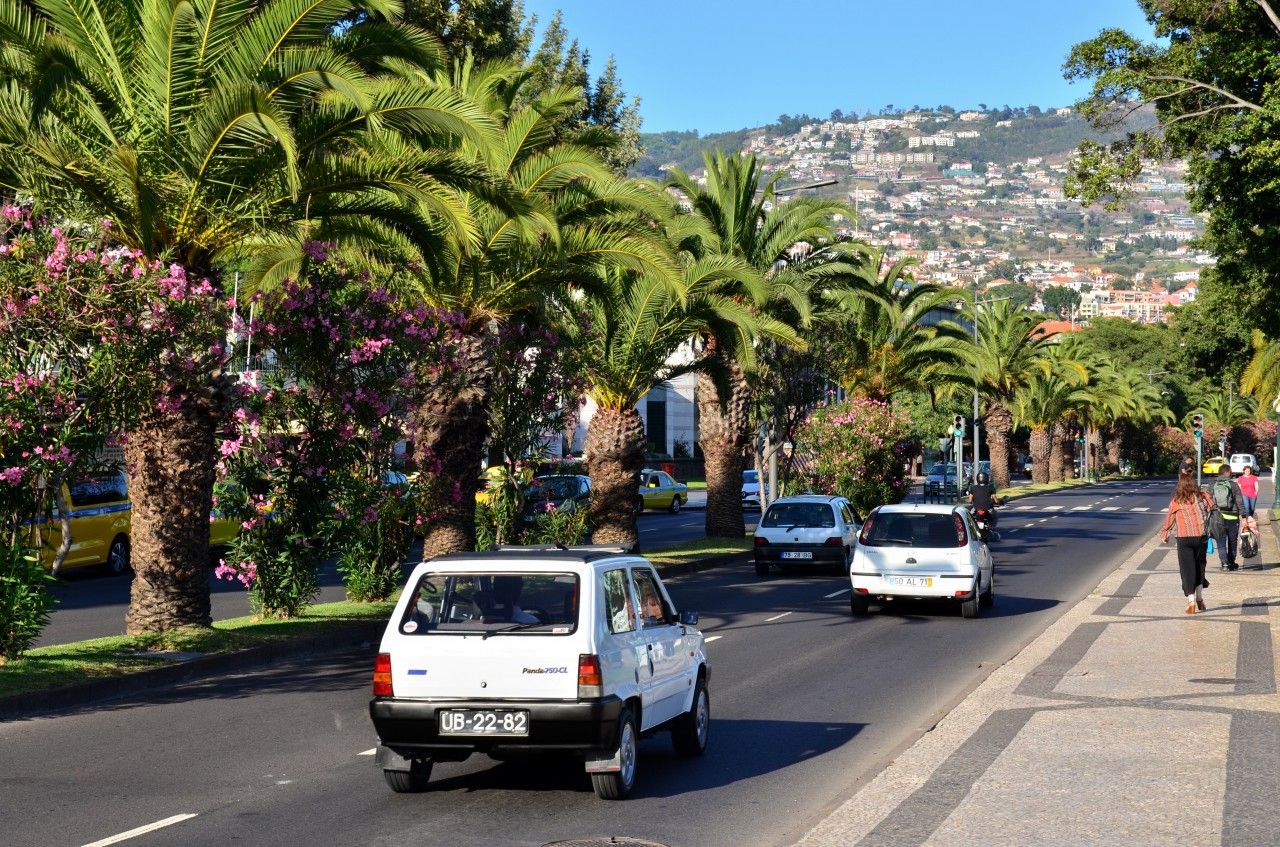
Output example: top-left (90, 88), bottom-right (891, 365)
top-left (1212, 465), bottom-right (1245, 571)
top-left (1159, 457), bottom-right (1214, 614)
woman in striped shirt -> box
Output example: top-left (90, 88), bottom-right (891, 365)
top-left (1159, 459), bottom-right (1215, 615)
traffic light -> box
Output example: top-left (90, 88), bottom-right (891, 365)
top-left (953, 415), bottom-right (965, 437)
top-left (1192, 414), bottom-right (1203, 439)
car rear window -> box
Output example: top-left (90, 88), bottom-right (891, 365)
top-left (861, 512), bottom-right (964, 548)
top-left (398, 572), bottom-right (579, 635)
top-left (743, 471), bottom-right (758, 483)
top-left (761, 502), bottom-right (836, 528)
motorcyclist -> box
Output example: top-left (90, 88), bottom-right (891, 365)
top-left (967, 472), bottom-right (1001, 528)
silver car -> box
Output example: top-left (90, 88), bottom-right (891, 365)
top-left (753, 495), bottom-right (862, 577)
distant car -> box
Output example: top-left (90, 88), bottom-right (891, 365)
top-left (741, 469), bottom-right (767, 508)
top-left (1202, 456), bottom-right (1228, 475)
top-left (849, 503), bottom-right (994, 619)
top-left (753, 495), bottom-right (862, 577)
top-left (637, 469), bottom-right (687, 514)
top-left (368, 547), bottom-right (709, 799)
top-left (1229, 453), bottom-right (1260, 475)
top-left (475, 465), bottom-right (506, 505)
top-left (522, 474), bottom-right (592, 524)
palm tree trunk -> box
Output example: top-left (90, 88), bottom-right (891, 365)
top-left (585, 405), bottom-right (646, 549)
top-left (1048, 422), bottom-right (1064, 483)
top-left (983, 401), bottom-right (1014, 490)
top-left (124, 395), bottom-right (219, 634)
top-left (698, 348), bottom-right (751, 539)
top-left (1030, 427), bottom-right (1052, 485)
top-left (1106, 425), bottom-right (1124, 470)
top-left (417, 335), bottom-right (491, 558)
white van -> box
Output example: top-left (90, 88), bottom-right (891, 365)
top-left (368, 547), bottom-right (710, 799)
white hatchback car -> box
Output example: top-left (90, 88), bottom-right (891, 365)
top-left (848, 503), bottom-right (994, 618)
top-left (368, 547), bottom-right (710, 800)
top-left (1229, 453), bottom-right (1260, 475)
top-left (753, 495), bottom-right (862, 576)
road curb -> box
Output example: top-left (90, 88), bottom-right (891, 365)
top-left (0, 620), bottom-right (383, 722)
top-left (653, 551), bottom-right (751, 577)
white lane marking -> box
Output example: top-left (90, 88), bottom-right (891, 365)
top-left (1038, 518), bottom-right (1049, 523)
top-left (764, 611), bottom-right (793, 622)
top-left (824, 588), bottom-right (851, 598)
top-left (1043, 505), bottom-right (1062, 511)
top-left (1130, 507), bottom-right (1150, 512)
top-left (1023, 523), bottom-right (1036, 528)
top-left (1014, 505), bottom-right (1035, 511)
top-left (358, 748), bottom-right (376, 756)
top-left (1101, 507), bottom-right (1120, 512)
top-left (80, 814), bottom-right (198, 847)
top-left (1071, 506), bottom-right (1090, 511)
top-left (705, 635), bottom-right (723, 643)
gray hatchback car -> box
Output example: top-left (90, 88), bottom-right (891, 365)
top-left (752, 495), bottom-right (862, 576)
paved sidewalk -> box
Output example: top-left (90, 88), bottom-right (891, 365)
top-left (796, 481), bottom-right (1280, 847)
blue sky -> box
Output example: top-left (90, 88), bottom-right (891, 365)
top-left (520, 0), bottom-right (1155, 133)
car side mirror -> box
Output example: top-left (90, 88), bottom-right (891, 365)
top-left (679, 610), bottom-right (699, 627)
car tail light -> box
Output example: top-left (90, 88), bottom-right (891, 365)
top-left (754, 535), bottom-right (767, 546)
top-left (824, 536), bottom-right (843, 546)
top-left (854, 587), bottom-right (869, 594)
top-left (858, 514), bottom-right (876, 545)
top-left (955, 589), bottom-right (972, 598)
top-left (578, 654), bottom-right (603, 698)
top-left (952, 514), bottom-right (968, 547)
top-left (373, 652), bottom-right (393, 697)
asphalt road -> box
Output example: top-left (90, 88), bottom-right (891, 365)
top-left (2, 479), bottom-right (1179, 847)
top-left (38, 506), bottom-right (724, 647)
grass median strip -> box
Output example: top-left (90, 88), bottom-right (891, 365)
top-left (0, 598), bottom-right (397, 699)
top-left (644, 536), bottom-right (752, 568)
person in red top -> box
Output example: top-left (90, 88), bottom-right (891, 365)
top-left (1159, 457), bottom-right (1215, 615)
top-left (1237, 464), bottom-right (1259, 517)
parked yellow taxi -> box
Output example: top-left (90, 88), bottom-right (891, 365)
top-left (36, 472), bottom-right (243, 575)
top-left (1202, 455), bottom-right (1229, 475)
top-left (39, 472), bottom-right (133, 575)
top-left (637, 468), bottom-right (688, 514)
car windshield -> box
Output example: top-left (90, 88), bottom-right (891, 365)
top-left (928, 464), bottom-right (955, 477)
top-left (399, 572), bottom-right (579, 635)
top-left (761, 502), bottom-right (835, 528)
top-left (528, 478), bottom-right (578, 499)
top-left (863, 512), bottom-right (963, 548)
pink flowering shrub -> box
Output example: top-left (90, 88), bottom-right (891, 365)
top-left (795, 398), bottom-right (917, 514)
top-left (216, 253), bottom-right (467, 613)
top-left (0, 208), bottom-right (228, 653)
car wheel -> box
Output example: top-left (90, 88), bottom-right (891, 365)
top-left (105, 536), bottom-right (131, 576)
top-left (980, 572), bottom-right (995, 608)
top-left (668, 495), bottom-right (682, 514)
top-left (591, 707), bottom-right (638, 800)
top-left (850, 593), bottom-right (870, 616)
top-left (383, 758), bottom-right (433, 793)
top-left (961, 582), bottom-right (981, 618)
top-left (671, 676), bottom-right (709, 757)
top-left (754, 559), bottom-right (770, 577)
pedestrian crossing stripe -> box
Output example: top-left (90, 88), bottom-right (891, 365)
top-left (1101, 507), bottom-right (1119, 511)
top-left (1130, 507), bottom-right (1150, 512)
top-left (1014, 505), bottom-right (1034, 511)
top-left (1043, 505), bottom-right (1062, 511)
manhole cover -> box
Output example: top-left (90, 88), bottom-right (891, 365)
top-left (542, 840), bottom-right (670, 847)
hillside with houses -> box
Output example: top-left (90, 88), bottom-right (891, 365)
top-left (636, 106), bottom-right (1206, 325)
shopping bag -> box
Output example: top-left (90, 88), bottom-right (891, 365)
top-left (1241, 531), bottom-right (1259, 559)
top-left (1207, 537), bottom-right (1216, 555)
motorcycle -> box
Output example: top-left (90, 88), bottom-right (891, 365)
top-left (973, 507), bottom-right (997, 542)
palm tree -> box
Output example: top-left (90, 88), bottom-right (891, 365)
top-left (1242, 331), bottom-right (1280, 408)
top-left (667, 151), bottom-right (856, 539)
top-left (399, 61), bottom-right (676, 557)
top-left (968, 301), bottom-right (1052, 489)
top-left (826, 248), bottom-right (970, 400)
top-left (1013, 349), bottom-right (1089, 485)
top-left (0, 0), bottom-right (492, 632)
top-left (1184, 389), bottom-right (1257, 429)
top-left (562, 259), bottom-right (774, 548)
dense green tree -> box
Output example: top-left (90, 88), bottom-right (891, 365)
top-left (1041, 286), bottom-right (1082, 316)
top-left (987, 281), bottom-right (1036, 308)
top-left (1064, 0), bottom-right (1280, 339)
top-left (403, 0), bottom-right (532, 65)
